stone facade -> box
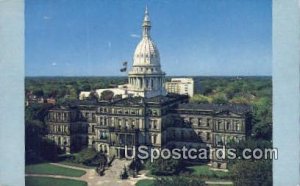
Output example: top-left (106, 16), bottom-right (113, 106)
top-left (46, 95), bottom-right (251, 168)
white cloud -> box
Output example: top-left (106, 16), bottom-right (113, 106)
top-left (51, 62), bottom-right (57, 66)
top-left (43, 16), bottom-right (51, 20)
top-left (130, 34), bottom-right (140, 38)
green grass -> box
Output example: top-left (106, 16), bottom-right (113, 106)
top-left (25, 163), bottom-right (86, 177)
top-left (59, 161), bottom-right (96, 169)
top-left (57, 149), bottom-right (98, 169)
top-left (25, 176), bottom-right (87, 186)
top-left (136, 179), bottom-right (155, 186)
top-left (187, 165), bottom-right (230, 180)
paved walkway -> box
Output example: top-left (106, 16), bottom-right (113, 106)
top-left (205, 181), bottom-right (233, 185)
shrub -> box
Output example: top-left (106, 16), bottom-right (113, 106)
top-left (153, 176), bottom-right (206, 186)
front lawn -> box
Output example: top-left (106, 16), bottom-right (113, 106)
top-left (25, 163), bottom-right (86, 177)
top-left (136, 179), bottom-right (155, 186)
top-left (187, 165), bottom-right (230, 180)
top-left (25, 176), bottom-right (87, 186)
top-left (57, 148), bottom-right (101, 169)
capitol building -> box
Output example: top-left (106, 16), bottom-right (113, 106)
top-left (46, 8), bottom-right (251, 169)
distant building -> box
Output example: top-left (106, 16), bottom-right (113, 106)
top-left (46, 8), bottom-right (251, 169)
top-left (46, 98), bottom-right (56, 105)
top-left (165, 78), bottom-right (194, 97)
top-left (79, 91), bottom-right (91, 100)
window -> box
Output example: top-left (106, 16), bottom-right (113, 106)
top-left (198, 118), bottom-right (202, 126)
top-left (218, 120), bottom-right (223, 130)
top-left (198, 131), bottom-right (202, 136)
top-left (207, 133), bottom-right (210, 141)
top-left (118, 119), bottom-right (122, 128)
top-left (181, 131), bottom-right (185, 140)
top-left (92, 113), bottom-right (95, 121)
top-left (207, 119), bottom-right (210, 127)
top-left (189, 131), bottom-right (194, 139)
top-left (127, 135), bottom-right (133, 145)
top-left (226, 122), bottom-right (230, 130)
top-left (153, 135), bottom-right (157, 144)
top-left (119, 134), bottom-right (125, 144)
top-left (237, 123), bottom-right (241, 131)
top-left (216, 135), bottom-right (223, 146)
top-left (100, 117), bottom-right (103, 125)
top-left (100, 131), bottom-right (107, 139)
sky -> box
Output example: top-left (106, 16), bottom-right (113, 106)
top-left (25, 0), bottom-right (272, 76)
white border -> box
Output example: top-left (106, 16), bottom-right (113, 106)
top-left (0, 0), bottom-right (24, 186)
top-left (0, 0), bottom-right (300, 185)
top-left (273, 0), bottom-right (300, 185)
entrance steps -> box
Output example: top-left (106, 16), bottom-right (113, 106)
top-left (105, 159), bottom-right (131, 179)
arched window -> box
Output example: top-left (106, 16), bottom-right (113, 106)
top-left (58, 136), bottom-right (61, 145)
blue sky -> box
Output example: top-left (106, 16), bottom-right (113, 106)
top-left (25, 0), bottom-right (272, 76)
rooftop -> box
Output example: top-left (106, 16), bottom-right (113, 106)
top-left (177, 103), bottom-right (251, 114)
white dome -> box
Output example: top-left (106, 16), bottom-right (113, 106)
top-left (133, 37), bottom-right (160, 66)
top-left (128, 7), bottom-right (166, 98)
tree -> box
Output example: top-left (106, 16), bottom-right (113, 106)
top-left (227, 139), bottom-right (272, 163)
top-left (230, 96), bottom-right (250, 104)
top-left (88, 91), bottom-right (99, 101)
top-left (33, 89), bottom-right (44, 97)
top-left (190, 94), bottom-right (211, 103)
top-left (80, 84), bottom-right (91, 91)
top-left (25, 120), bottom-right (59, 163)
top-left (145, 158), bottom-right (182, 176)
top-left (68, 87), bottom-right (78, 100)
top-left (101, 90), bottom-right (114, 100)
top-left (120, 166), bottom-right (129, 179)
top-left (252, 122), bottom-right (272, 141)
top-left (153, 176), bottom-right (206, 186)
top-left (230, 160), bottom-right (272, 186)
top-left (212, 93), bottom-right (228, 104)
top-left (252, 97), bottom-right (272, 124)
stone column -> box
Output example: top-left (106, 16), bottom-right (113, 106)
top-left (149, 78), bottom-right (152, 89)
top-left (143, 78), bottom-right (145, 89)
